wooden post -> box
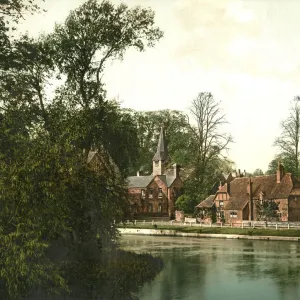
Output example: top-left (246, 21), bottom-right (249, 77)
top-left (152, 220), bottom-right (154, 225)
top-left (210, 222), bottom-right (212, 227)
top-left (135, 220), bottom-right (137, 225)
top-left (288, 223), bottom-right (290, 229)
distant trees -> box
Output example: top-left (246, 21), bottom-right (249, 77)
top-left (126, 109), bottom-right (192, 174)
top-left (272, 97), bottom-right (300, 177)
top-left (252, 168), bottom-right (264, 176)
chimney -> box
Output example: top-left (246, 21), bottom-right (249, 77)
top-left (173, 163), bottom-right (179, 177)
top-left (276, 159), bottom-right (285, 183)
top-left (248, 177), bottom-right (253, 220)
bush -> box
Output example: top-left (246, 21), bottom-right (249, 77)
top-left (175, 194), bottom-right (197, 214)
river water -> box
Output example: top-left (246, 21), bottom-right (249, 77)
top-left (120, 235), bottom-right (300, 300)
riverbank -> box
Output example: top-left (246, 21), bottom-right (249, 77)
top-left (118, 226), bottom-right (300, 242)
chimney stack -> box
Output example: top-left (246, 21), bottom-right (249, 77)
top-left (276, 159), bottom-right (285, 183)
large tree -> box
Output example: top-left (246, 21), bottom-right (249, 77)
top-left (274, 96), bottom-right (300, 177)
top-left (184, 92), bottom-right (233, 204)
top-left (0, 0), bottom-right (163, 298)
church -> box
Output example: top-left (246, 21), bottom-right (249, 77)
top-left (127, 127), bottom-right (183, 219)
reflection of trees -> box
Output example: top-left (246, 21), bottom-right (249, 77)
top-left (233, 240), bottom-right (263, 280)
top-left (150, 244), bottom-right (209, 300)
top-left (264, 262), bottom-right (300, 300)
top-left (121, 236), bottom-right (300, 300)
top-left (231, 240), bottom-right (300, 300)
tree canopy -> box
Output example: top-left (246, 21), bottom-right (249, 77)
top-left (0, 0), bottom-right (164, 298)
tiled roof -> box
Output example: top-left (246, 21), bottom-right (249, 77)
top-left (127, 174), bottom-right (177, 188)
top-left (196, 195), bottom-right (215, 208)
top-left (127, 176), bottom-right (153, 188)
top-left (224, 173), bottom-right (297, 210)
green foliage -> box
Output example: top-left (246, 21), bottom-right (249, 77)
top-left (62, 249), bottom-right (164, 300)
top-left (255, 201), bottom-right (279, 222)
top-left (274, 96), bottom-right (300, 177)
top-left (175, 194), bottom-right (197, 214)
top-left (0, 0), bottom-right (163, 298)
top-left (126, 109), bottom-right (191, 174)
top-left (252, 168), bottom-right (264, 176)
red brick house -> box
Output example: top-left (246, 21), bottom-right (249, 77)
top-left (127, 128), bottom-right (183, 219)
top-left (197, 162), bottom-right (300, 223)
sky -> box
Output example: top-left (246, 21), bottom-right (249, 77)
top-left (19, 0), bottom-right (300, 173)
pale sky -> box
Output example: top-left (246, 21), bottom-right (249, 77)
top-left (19, 0), bottom-right (300, 173)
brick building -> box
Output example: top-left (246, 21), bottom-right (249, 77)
top-left (196, 162), bottom-right (300, 223)
top-left (127, 127), bottom-right (183, 219)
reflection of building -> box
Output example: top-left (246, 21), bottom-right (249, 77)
top-left (127, 128), bottom-right (183, 219)
top-left (196, 162), bottom-right (300, 223)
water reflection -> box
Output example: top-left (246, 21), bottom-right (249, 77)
top-left (120, 236), bottom-right (300, 300)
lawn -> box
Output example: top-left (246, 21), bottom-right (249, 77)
top-left (119, 224), bottom-right (300, 237)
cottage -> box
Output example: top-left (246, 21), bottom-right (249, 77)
top-left (196, 162), bottom-right (300, 223)
top-left (127, 127), bottom-right (183, 219)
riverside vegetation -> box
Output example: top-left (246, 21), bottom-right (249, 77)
top-left (0, 0), bottom-right (164, 299)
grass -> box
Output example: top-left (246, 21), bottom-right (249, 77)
top-left (119, 224), bottom-right (300, 237)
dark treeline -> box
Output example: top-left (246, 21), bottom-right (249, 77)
top-left (0, 0), bottom-right (163, 299)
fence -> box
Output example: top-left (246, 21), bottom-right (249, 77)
top-left (119, 219), bottom-right (300, 230)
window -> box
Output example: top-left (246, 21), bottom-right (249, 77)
top-left (219, 201), bottom-right (224, 207)
top-left (230, 211), bottom-right (237, 218)
top-left (158, 203), bottom-right (162, 212)
top-left (148, 203), bottom-right (153, 212)
top-left (158, 188), bottom-right (163, 198)
top-left (155, 161), bottom-right (159, 167)
top-left (217, 211), bottom-right (224, 218)
top-left (141, 189), bottom-right (146, 198)
top-left (149, 188), bottom-right (153, 198)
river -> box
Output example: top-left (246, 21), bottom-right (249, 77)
top-left (120, 235), bottom-right (300, 300)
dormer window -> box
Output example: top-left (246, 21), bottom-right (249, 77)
top-left (141, 189), bottom-right (145, 198)
top-left (158, 188), bottom-right (163, 198)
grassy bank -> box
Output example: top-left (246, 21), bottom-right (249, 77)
top-left (119, 224), bottom-right (300, 237)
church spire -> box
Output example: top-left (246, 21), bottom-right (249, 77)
top-left (153, 127), bottom-right (168, 162)
top-left (152, 127), bottom-right (168, 176)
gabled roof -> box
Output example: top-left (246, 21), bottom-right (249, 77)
top-left (196, 195), bottom-right (215, 208)
top-left (127, 176), bottom-right (153, 188)
top-left (128, 174), bottom-right (177, 189)
top-left (87, 148), bottom-right (120, 176)
top-left (224, 173), bottom-right (299, 210)
top-left (152, 127), bottom-right (168, 162)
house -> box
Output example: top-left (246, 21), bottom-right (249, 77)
top-left (127, 127), bottom-right (183, 219)
top-left (196, 195), bottom-right (216, 223)
top-left (196, 162), bottom-right (300, 223)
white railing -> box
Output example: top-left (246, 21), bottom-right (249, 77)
top-left (118, 220), bottom-right (300, 230)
